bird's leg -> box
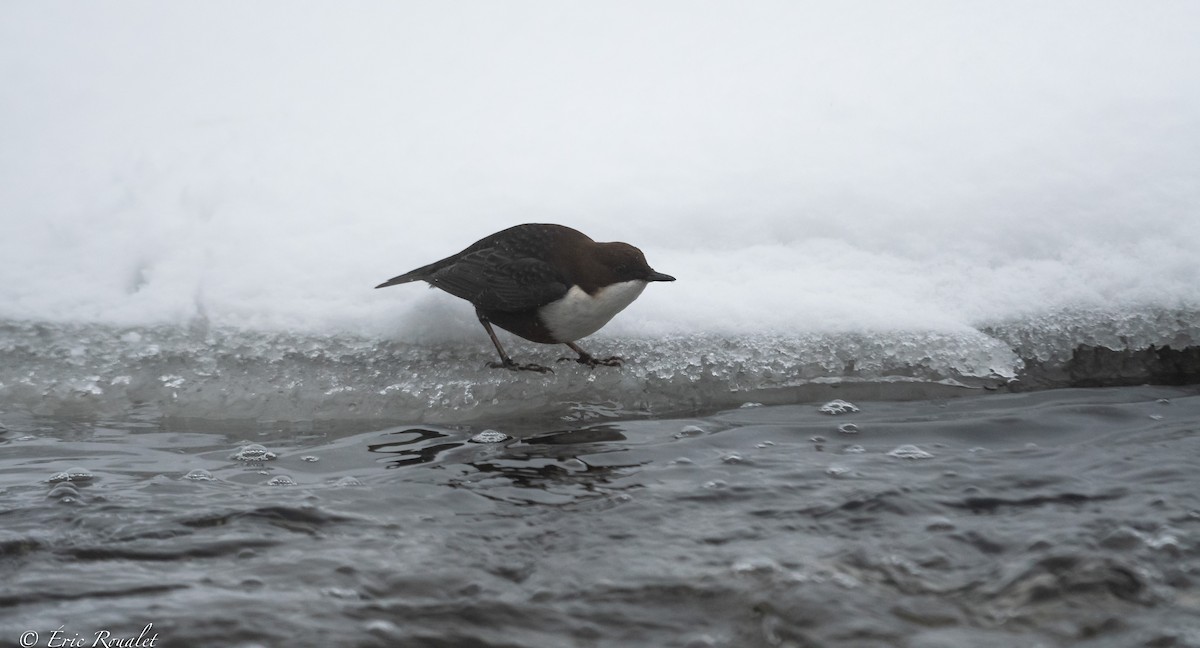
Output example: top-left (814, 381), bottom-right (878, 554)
top-left (477, 313), bottom-right (553, 373)
top-left (561, 341), bottom-right (623, 367)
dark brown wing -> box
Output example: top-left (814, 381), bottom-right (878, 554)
top-left (427, 249), bottom-right (568, 312)
top-left (375, 224), bottom-right (588, 310)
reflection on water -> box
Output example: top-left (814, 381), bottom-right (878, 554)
top-left (369, 428), bottom-right (458, 468)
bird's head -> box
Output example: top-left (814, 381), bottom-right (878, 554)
top-left (596, 242), bottom-right (676, 284)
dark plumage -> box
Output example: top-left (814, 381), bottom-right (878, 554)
top-left (376, 223), bottom-right (675, 372)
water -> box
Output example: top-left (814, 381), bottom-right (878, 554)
top-left (3, 386), bottom-right (1199, 647)
top-left (4, 3), bottom-right (1200, 646)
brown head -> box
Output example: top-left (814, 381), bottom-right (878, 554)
top-left (582, 241), bottom-right (675, 289)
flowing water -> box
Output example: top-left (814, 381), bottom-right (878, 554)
top-left (2, 378), bottom-right (1199, 647)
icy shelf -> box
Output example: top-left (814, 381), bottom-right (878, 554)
top-left (0, 309), bottom-right (1196, 423)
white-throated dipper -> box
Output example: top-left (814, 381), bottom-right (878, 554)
top-left (375, 223), bottom-right (675, 372)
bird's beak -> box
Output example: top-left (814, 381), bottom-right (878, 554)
top-left (647, 271), bottom-right (676, 282)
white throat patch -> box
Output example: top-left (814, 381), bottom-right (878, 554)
top-left (540, 280), bottom-right (648, 342)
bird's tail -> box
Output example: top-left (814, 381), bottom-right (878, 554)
top-left (374, 272), bottom-right (423, 289)
top-left (374, 258), bottom-right (450, 289)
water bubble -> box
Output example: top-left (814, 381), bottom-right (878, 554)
top-left (1149, 414), bottom-right (1164, 421)
top-left (675, 425), bottom-right (705, 438)
top-left (755, 441), bottom-right (776, 448)
top-left (670, 457), bottom-right (695, 465)
top-left (301, 455), bottom-right (320, 462)
top-left (837, 423), bottom-right (860, 435)
top-left (231, 444), bottom-right (277, 461)
top-left (819, 399), bottom-right (859, 415)
top-left (703, 479), bottom-right (728, 489)
top-left (329, 476), bottom-right (363, 487)
top-left (843, 444), bottom-right (867, 454)
top-left (469, 430), bottom-right (509, 444)
top-left (826, 465), bottom-right (852, 478)
top-left (810, 436), bottom-right (827, 443)
top-left (266, 475), bottom-right (297, 486)
top-left (739, 402), bottom-right (763, 409)
top-left (887, 444), bottom-right (934, 459)
top-left (48, 467), bottom-right (94, 483)
top-left (184, 469), bottom-right (214, 481)
top-left (721, 454), bottom-right (744, 464)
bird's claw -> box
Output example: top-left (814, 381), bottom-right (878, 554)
top-left (561, 355), bottom-right (623, 368)
top-left (488, 360), bottom-right (554, 374)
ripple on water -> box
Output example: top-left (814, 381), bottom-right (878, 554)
top-left (46, 482), bottom-right (82, 504)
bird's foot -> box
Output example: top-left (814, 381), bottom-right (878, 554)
top-left (558, 354), bottom-right (623, 368)
top-left (488, 359), bottom-right (554, 374)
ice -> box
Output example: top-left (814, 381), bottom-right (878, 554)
top-left (230, 444), bottom-right (276, 462)
top-left (820, 400), bottom-right (860, 415)
top-left (0, 316), bottom-right (1193, 422)
top-left (48, 467), bottom-right (95, 483)
top-left (1, 4), bottom-right (1199, 423)
top-left (887, 445), bottom-right (935, 460)
top-left (469, 430), bottom-right (509, 444)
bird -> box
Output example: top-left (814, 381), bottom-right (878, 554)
top-left (375, 223), bottom-right (675, 372)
